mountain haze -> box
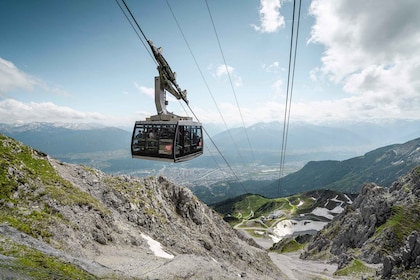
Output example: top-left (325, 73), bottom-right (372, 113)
top-left (1, 120), bottom-right (419, 174)
top-left (191, 138), bottom-right (420, 203)
top-left (266, 137), bottom-right (420, 196)
top-left (210, 120), bottom-right (420, 165)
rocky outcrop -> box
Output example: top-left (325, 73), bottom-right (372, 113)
top-left (301, 166), bottom-right (420, 279)
top-left (383, 231), bottom-right (420, 279)
top-left (52, 160), bottom-right (284, 279)
top-left (0, 135), bottom-right (283, 279)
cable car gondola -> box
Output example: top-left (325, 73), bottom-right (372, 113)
top-left (131, 118), bottom-right (203, 162)
top-left (131, 40), bottom-right (203, 162)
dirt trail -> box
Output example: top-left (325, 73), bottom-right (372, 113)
top-left (269, 251), bottom-right (347, 280)
top-left (238, 227), bottom-right (357, 280)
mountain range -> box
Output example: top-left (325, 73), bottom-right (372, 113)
top-left (266, 137), bottom-right (420, 195)
top-left (1, 121), bottom-right (419, 205)
top-left (1, 120), bottom-right (419, 173)
top-left (2, 133), bottom-right (420, 279)
top-left (190, 137), bottom-right (420, 204)
top-left (0, 134), bottom-right (282, 279)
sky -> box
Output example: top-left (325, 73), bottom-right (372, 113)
top-left (1, 0), bottom-right (420, 131)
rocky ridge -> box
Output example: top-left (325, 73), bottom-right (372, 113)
top-left (301, 166), bottom-right (420, 279)
top-left (0, 134), bottom-right (283, 279)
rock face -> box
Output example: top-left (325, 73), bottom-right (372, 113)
top-left (0, 135), bottom-right (283, 279)
top-left (301, 166), bottom-right (420, 279)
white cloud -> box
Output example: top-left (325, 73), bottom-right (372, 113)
top-left (0, 57), bottom-right (37, 94)
top-left (263, 61), bottom-right (280, 73)
top-left (134, 82), bottom-right (154, 98)
top-left (214, 64), bottom-right (242, 87)
top-left (251, 0), bottom-right (285, 33)
top-left (0, 57), bottom-right (71, 96)
top-left (0, 99), bottom-right (108, 124)
top-left (215, 64), bottom-right (234, 77)
top-left (308, 0), bottom-right (420, 116)
top-left (272, 79), bottom-right (283, 98)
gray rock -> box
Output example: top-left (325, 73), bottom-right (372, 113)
top-left (302, 166), bottom-right (420, 279)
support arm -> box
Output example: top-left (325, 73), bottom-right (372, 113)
top-left (148, 40), bottom-right (189, 108)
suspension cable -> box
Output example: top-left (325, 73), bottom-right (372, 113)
top-left (116, 0), bottom-right (252, 200)
top-left (116, 0), bottom-right (155, 63)
top-left (204, 0), bottom-right (256, 164)
top-left (278, 0), bottom-right (302, 194)
top-left (165, 0), bottom-right (248, 167)
top-left (165, 0), bottom-right (253, 203)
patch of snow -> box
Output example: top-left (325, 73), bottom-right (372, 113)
top-left (271, 220), bottom-right (327, 243)
top-left (344, 194), bottom-right (353, 204)
top-left (311, 207), bottom-right (334, 220)
top-left (330, 195), bottom-right (342, 203)
top-left (141, 233), bottom-right (174, 259)
top-left (297, 200), bottom-right (304, 207)
top-left (329, 205), bottom-right (344, 214)
top-left (268, 210), bottom-right (284, 219)
top-left (311, 204), bottom-right (345, 220)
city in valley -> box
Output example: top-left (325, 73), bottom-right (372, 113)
top-left (125, 164), bottom-right (300, 189)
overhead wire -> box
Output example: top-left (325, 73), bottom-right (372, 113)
top-left (164, 0), bottom-right (255, 204)
top-left (115, 0), bottom-right (155, 64)
top-left (204, 0), bottom-right (256, 164)
top-left (278, 0), bottom-right (302, 194)
top-left (165, 0), bottom-right (249, 167)
top-left (116, 0), bottom-right (253, 203)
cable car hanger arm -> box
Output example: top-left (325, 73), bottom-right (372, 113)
top-left (148, 40), bottom-right (189, 105)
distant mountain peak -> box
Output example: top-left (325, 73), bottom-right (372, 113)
top-left (0, 121), bottom-right (107, 132)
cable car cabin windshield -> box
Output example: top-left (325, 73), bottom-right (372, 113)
top-left (131, 120), bottom-right (203, 162)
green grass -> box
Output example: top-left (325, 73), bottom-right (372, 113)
top-left (376, 204), bottom-right (420, 244)
top-left (334, 259), bottom-right (375, 276)
top-left (0, 238), bottom-right (97, 279)
top-left (231, 194), bottom-right (270, 218)
top-left (270, 239), bottom-right (305, 253)
top-left (0, 135), bottom-right (109, 240)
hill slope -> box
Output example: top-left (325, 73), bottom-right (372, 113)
top-left (266, 137), bottom-right (420, 196)
top-left (0, 134), bottom-right (283, 279)
top-left (211, 190), bottom-right (355, 248)
top-left (302, 166), bottom-right (420, 279)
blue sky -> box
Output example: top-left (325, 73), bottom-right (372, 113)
top-left (1, 0), bottom-right (419, 130)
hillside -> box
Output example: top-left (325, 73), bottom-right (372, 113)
top-left (2, 120), bottom-right (419, 175)
top-left (211, 190), bottom-right (355, 246)
top-left (192, 138), bottom-right (420, 203)
top-left (0, 134), bottom-right (283, 279)
top-left (302, 166), bottom-right (420, 279)
top-left (0, 122), bottom-right (160, 172)
top-left (265, 137), bottom-right (420, 196)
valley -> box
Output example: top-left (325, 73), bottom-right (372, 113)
top-left (1, 121), bottom-right (418, 205)
top-left (211, 190), bottom-right (366, 279)
top-left (212, 190), bottom-right (354, 247)
top-left (125, 163), bottom-right (297, 189)
top-left (1, 130), bottom-right (420, 278)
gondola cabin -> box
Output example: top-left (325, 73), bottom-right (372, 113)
top-left (131, 119), bottom-right (203, 162)
top-left (129, 39), bottom-right (203, 162)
